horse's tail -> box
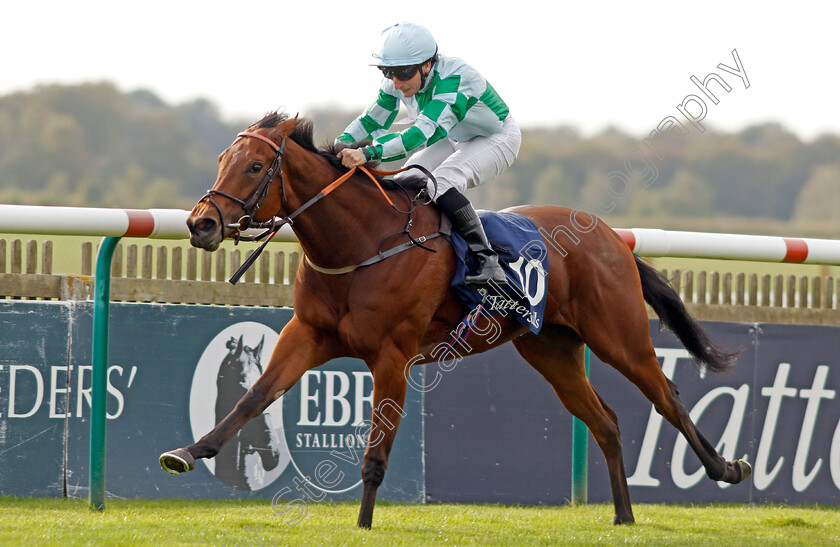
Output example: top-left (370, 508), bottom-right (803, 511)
top-left (635, 255), bottom-right (739, 373)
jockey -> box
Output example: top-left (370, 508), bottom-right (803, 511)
top-left (336, 21), bottom-right (521, 289)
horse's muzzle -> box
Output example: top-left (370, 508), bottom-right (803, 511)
top-left (186, 216), bottom-right (223, 251)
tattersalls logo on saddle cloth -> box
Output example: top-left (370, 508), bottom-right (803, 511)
top-left (448, 211), bottom-right (549, 333)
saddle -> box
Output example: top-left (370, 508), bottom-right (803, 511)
top-left (355, 172), bottom-right (551, 334)
top-left (448, 211), bottom-right (549, 334)
top-left (306, 172), bottom-right (548, 333)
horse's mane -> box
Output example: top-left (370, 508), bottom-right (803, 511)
top-left (252, 110), bottom-right (428, 191)
top-left (253, 111), bottom-right (347, 171)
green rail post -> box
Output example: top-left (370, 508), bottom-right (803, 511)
top-left (571, 346), bottom-right (590, 504)
top-left (89, 236), bottom-right (121, 511)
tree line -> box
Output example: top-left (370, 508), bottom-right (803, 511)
top-left (2, 82), bottom-right (839, 234)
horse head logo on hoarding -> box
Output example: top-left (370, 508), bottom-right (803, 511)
top-left (189, 322), bottom-right (291, 491)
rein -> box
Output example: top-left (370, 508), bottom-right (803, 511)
top-left (203, 131), bottom-right (437, 284)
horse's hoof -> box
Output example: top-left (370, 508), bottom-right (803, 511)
top-left (734, 459), bottom-right (752, 482)
top-left (159, 448), bottom-right (195, 475)
top-left (614, 513), bottom-right (635, 525)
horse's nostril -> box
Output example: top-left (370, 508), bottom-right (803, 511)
top-left (190, 218), bottom-right (217, 235)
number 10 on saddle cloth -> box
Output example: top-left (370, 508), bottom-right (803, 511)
top-left (448, 211), bottom-right (549, 334)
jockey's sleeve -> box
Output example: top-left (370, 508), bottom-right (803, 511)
top-left (336, 89), bottom-right (400, 145)
top-left (367, 74), bottom-right (468, 163)
top-left (336, 57), bottom-right (508, 163)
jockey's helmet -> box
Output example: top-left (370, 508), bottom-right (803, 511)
top-left (371, 22), bottom-right (438, 67)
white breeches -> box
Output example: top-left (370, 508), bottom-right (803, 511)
top-left (395, 116), bottom-right (521, 200)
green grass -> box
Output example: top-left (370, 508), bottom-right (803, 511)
top-left (1, 498), bottom-right (839, 546)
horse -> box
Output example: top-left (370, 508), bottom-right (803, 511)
top-left (214, 335), bottom-right (282, 491)
top-left (159, 110), bottom-right (751, 527)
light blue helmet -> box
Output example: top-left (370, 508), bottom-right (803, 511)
top-left (371, 22), bottom-right (437, 67)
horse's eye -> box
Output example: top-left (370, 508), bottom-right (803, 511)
top-left (250, 163), bottom-right (263, 174)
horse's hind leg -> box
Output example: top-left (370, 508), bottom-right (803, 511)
top-left (652, 374), bottom-right (751, 484)
top-left (582, 312), bottom-right (751, 485)
top-left (512, 327), bottom-right (635, 525)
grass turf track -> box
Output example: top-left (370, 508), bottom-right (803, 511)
top-left (1, 498), bottom-right (839, 545)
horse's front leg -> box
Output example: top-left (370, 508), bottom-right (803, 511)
top-left (357, 344), bottom-right (411, 529)
top-left (159, 316), bottom-right (338, 474)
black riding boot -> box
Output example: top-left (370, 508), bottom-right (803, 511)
top-left (436, 188), bottom-right (507, 288)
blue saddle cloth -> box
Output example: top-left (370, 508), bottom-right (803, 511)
top-left (449, 211), bottom-right (549, 334)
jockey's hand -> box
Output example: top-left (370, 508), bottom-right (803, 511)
top-left (337, 148), bottom-right (367, 168)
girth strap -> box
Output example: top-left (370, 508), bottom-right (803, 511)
top-left (305, 232), bottom-right (443, 275)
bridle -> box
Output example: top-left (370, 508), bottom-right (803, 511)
top-left (197, 130), bottom-right (437, 284)
top-left (199, 131), bottom-right (287, 242)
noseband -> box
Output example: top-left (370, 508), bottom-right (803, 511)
top-left (199, 131), bottom-right (287, 241)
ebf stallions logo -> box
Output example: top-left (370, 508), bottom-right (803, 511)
top-left (189, 321), bottom-right (372, 493)
top-left (280, 361), bottom-right (373, 494)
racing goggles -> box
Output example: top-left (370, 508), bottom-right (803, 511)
top-left (379, 64), bottom-right (420, 81)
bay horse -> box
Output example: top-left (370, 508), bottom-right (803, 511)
top-left (160, 111), bottom-right (751, 527)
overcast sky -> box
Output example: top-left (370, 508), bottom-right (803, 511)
top-left (2, 1), bottom-right (836, 139)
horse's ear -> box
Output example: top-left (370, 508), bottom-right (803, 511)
top-left (233, 335), bottom-right (244, 358)
top-left (254, 335), bottom-right (265, 357)
top-left (278, 113), bottom-right (300, 136)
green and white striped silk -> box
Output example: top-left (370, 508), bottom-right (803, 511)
top-left (337, 54), bottom-right (510, 163)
